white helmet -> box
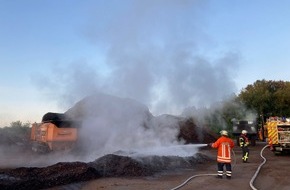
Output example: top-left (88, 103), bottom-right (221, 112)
top-left (220, 130), bottom-right (228, 136)
top-left (242, 130), bottom-right (248, 134)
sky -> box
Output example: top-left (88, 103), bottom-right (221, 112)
top-left (1, 0), bottom-right (290, 127)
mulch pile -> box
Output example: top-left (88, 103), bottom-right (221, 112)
top-left (0, 162), bottom-right (98, 190)
top-left (0, 152), bottom-right (213, 190)
top-left (178, 118), bottom-right (218, 144)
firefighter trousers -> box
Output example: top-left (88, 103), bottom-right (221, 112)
top-left (241, 146), bottom-right (249, 162)
top-left (217, 162), bottom-right (232, 178)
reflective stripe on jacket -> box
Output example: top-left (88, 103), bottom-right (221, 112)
top-left (239, 134), bottom-right (249, 147)
top-left (212, 136), bottom-right (235, 163)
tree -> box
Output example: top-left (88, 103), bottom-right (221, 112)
top-left (0, 121), bottom-right (31, 145)
top-left (238, 79), bottom-right (290, 118)
top-left (9, 120), bottom-right (30, 128)
top-left (273, 82), bottom-right (290, 116)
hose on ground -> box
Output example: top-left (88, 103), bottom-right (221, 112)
top-left (170, 145), bottom-right (269, 190)
top-left (169, 149), bottom-right (237, 190)
top-left (169, 173), bottom-right (217, 190)
top-left (249, 144), bottom-right (269, 190)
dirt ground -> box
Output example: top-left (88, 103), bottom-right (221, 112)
top-left (53, 141), bottom-right (289, 190)
top-left (1, 141), bottom-right (290, 190)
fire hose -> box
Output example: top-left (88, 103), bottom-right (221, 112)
top-left (169, 149), bottom-right (236, 190)
top-left (249, 144), bottom-right (269, 190)
top-left (169, 173), bottom-right (217, 190)
top-left (170, 145), bottom-right (269, 190)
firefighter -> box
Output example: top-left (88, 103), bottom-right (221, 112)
top-left (239, 130), bottom-right (250, 163)
top-left (208, 130), bottom-right (235, 179)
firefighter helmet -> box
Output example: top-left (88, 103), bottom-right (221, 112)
top-left (220, 130), bottom-right (228, 136)
top-left (242, 130), bottom-right (248, 134)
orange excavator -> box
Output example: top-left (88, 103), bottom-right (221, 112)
top-left (30, 112), bottom-right (81, 153)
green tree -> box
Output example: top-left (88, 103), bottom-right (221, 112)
top-left (0, 121), bottom-right (31, 145)
top-left (273, 82), bottom-right (290, 116)
top-left (238, 79), bottom-right (290, 118)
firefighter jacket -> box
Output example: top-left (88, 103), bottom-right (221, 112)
top-left (211, 136), bottom-right (235, 163)
top-left (239, 134), bottom-right (249, 148)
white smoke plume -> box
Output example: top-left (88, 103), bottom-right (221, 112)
top-left (33, 0), bottom-right (239, 115)
top-left (64, 93), bottom-right (185, 161)
top-left (30, 1), bottom-right (240, 162)
top-left (81, 0), bottom-right (239, 115)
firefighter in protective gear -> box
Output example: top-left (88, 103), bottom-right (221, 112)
top-left (208, 130), bottom-right (235, 179)
top-left (239, 130), bottom-right (250, 163)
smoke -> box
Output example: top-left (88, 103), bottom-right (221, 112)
top-left (64, 93), bottom-right (187, 161)
top-left (32, 0), bottom-right (239, 115)
top-left (82, 0), bottom-right (240, 115)
top-left (29, 1), bottom-right (241, 162)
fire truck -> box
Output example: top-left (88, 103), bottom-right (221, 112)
top-left (266, 117), bottom-right (290, 155)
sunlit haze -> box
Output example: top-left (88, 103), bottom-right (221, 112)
top-left (1, 0), bottom-right (290, 126)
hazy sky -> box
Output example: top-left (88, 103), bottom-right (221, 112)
top-left (1, 0), bottom-right (290, 127)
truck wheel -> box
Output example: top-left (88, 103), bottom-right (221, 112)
top-left (31, 142), bottom-right (50, 154)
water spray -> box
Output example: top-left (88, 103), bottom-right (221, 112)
top-left (115, 144), bottom-right (208, 157)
